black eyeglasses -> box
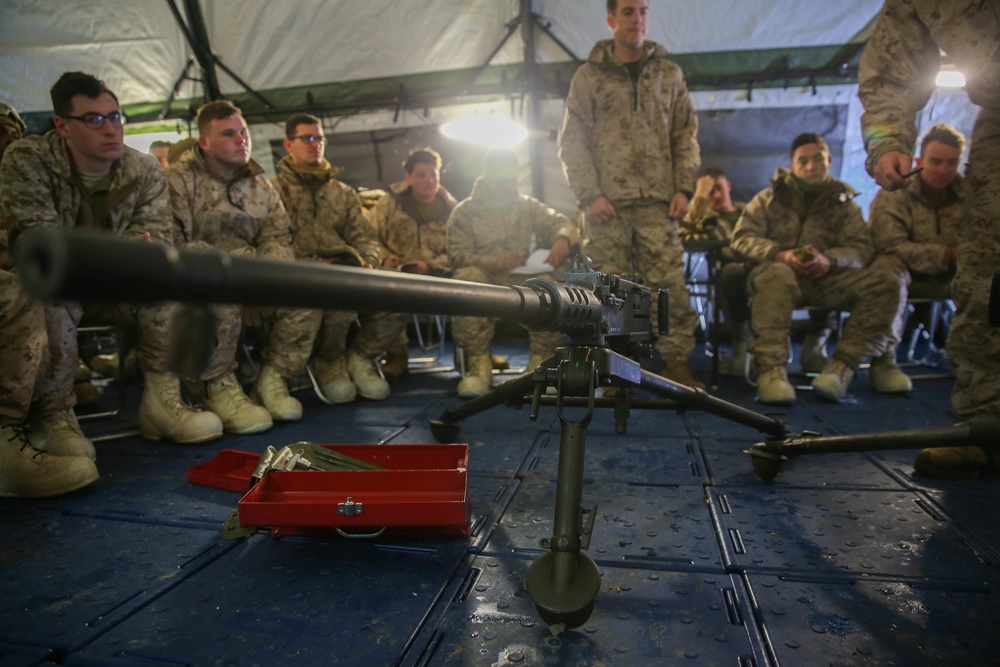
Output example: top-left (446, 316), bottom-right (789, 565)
top-left (291, 134), bottom-right (326, 145)
top-left (62, 111), bottom-right (125, 130)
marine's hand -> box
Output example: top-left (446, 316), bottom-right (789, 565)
top-left (382, 254), bottom-right (402, 269)
top-left (545, 238), bottom-right (570, 267)
top-left (587, 196), bottom-right (616, 225)
top-left (668, 191), bottom-right (690, 220)
top-left (874, 151), bottom-right (915, 191)
top-left (242, 306), bottom-right (274, 327)
top-left (693, 174), bottom-right (715, 200)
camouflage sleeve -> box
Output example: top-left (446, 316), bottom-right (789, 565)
top-left (0, 139), bottom-right (61, 233)
top-left (367, 196), bottom-right (396, 262)
top-left (253, 184), bottom-right (295, 261)
top-left (447, 203), bottom-right (494, 272)
top-left (870, 190), bottom-right (950, 274)
top-left (124, 159), bottom-right (173, 248)
top-left (825, 203), bottom-right (872, 269)
top-left (731, 190), bottom-right (780, 263)
top-left (858, 0), bottom-right (940, 175)
top-left (525, 196), bottom-right (579, 249)
top-left (165, 165), bottom-right (196, 247)
top-left (340, 189), bottom-right (381, 266)
top-left (558, 67), bottom-right (604, 208)
top-left (668, 72), bottom-right (700, 195)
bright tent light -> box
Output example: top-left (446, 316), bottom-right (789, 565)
top-left (935, 69), bottom-right (966, 88)
top-left (440, 116), bottom-right (527, 149)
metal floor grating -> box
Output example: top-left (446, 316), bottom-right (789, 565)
top-left (1, 342), bottom-right (997, 666)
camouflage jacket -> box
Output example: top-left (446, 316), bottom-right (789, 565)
top-left (732, 169), bottom-right (872, 270)
top-left (369, 181), bottom-right (456, 270)
top-left (870, 174), bottom-right (967, 275)
top-left (448, 177), bottom-right (579, 273)
top-left (1, 130), bottom-right (172, 266)
top-left (166, 147), bottom-right (293, 260)
top-left (271, 156), bottom-right (379, 265)
top-left (558, 39), bottom-right (700, 208)
top-left (859, 0), bottom-right (1000, 173)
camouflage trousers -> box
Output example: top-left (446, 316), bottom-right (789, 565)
top-left (584, 200), bottom-right (696, 365)
top-left (746, 262), bottom-right (901, 371)
top-left (947, 108), bottom-right (1000, 421)
top-left (352, 311), bottom-right (410, 359)
top-left (870, 254), bottom-right (953, 351)
top-left (0, 270), bottom-right (44, 419)
top-left (451, 265), bottom-right (564, 357)
top-left (258, 306), bottom-right (376, 378)
top-left (0, 269), bottom-right (191, 414)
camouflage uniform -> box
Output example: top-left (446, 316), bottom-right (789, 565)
top-left (271, 156), bottom-right (380, 364)
top-left (859, 0), bottom-right (1000, 421)
top-left (166, 148), bottom-right (301, 379)
top-left (682, 199), bottom-right (750, 324)
top-left (731, 169), bottom-right (902, 372)
top-left (354, 182), bottom-right (456, 358)
top-left (447, 177), bottom-right (578, 357)
top-left (558, 39), bottom-right (700, 366)
top-left (0, 131), bottom-right (177, 414)
top-left (869, 174), bottom-right (967, 351)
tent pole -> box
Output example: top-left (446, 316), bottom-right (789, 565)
top-left (521, 0), bottom-right (545, 201)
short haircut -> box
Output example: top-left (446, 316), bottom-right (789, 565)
top-left (607, 0), bottom-right (617, 13)
top-left (482, 148), bottom-right (519, 179)
top-left (790, 132), bottom-right (830, 158)
top-left (920, 123), bottom-right (966, 156)
top-left (50, 72), bottom-right (118, 118)
top-left (196, 100), bottom-right (242, 135)
top-left (284, 113), bottom-right (321, 139)
top-left (403, 147), bottom-right (442, 174)
top-left (699, 166), bottom-right (728, 180)
top-left (149, 140), bottom-right (172, 150)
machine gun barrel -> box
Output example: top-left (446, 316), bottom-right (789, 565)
top-left (16, 229), bottom-right (605, 333)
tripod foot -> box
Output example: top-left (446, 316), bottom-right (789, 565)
top-left (525, 551), bottom-right (601, 629)
top-left (747, 447), bottom-right (784, 481)
top-left (430, 419), bottom-right (461, 443)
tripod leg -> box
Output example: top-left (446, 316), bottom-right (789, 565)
top-left (525, 387), bottom-right (601, 629)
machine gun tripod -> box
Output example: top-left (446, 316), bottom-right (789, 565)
top-left (430, 345), bottom-right (788, 629)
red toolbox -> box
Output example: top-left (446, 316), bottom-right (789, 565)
top-left (187, 444), bottom-right (470, 537)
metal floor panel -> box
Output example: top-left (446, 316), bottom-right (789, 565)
top-left (483, 478), bottom-right (725, 571)
top-left (0, 516), bottom-right (236, 654)
top-left (709, 486), bottom-right (999, 580)
top-left (521, 432), bottom-right (706, 485)
top-left (744, 573), bottom-right (1000, 666)
top-left (2, 342), bottom-right (997, 666)
top-left (400, 555), bottom-right (770, 667)
top-left (64, 534), bottom-right (469, 667)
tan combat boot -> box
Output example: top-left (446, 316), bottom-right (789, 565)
top-left (799, 331), bottom-right (831, 374)
top-left (458, 353), bottom-right (492, 398)
top-left (27, 409), bottom-right (96, 460)
top-left (757, 366), bottom-right (796, 405)
top-left (204, 373), bottom-right (272, 435)
top-left (720, 322), bottom-right (751, 377)
top-left (313, 357), bottom-right (356, 404)
top-left (812, 359), bottom-right (855, 402)
top-left (139, 372), bottom-right (223, 443)
top-left (914, 446), bottom-right (992, 479)
top-left (252, 363), bottom-right (302, 421)
top-left (0, 417), bottom-right (99, 498)
top-left (870, 352), bottom-right (912, 394)
top-left (90, 349), bottom-right (138, 382)
top-left (347, 350), bottom-right (390, 400)
top-left (380, 343), bottom-right (409, 384)
top-left (660, 360), bottom-right (705, 390)
top-left (74, 360), bottom-right (100, 406)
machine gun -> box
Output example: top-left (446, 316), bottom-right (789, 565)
top-left (8, 229), bottom-right (823, 628)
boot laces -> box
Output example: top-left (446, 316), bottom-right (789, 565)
top-left (3, 420), bottom-right (45, 460)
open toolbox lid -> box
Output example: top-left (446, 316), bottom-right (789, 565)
top-left (188, 444), bottom-right (471, 536)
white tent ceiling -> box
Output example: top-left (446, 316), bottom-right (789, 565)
top-left (0, 0), bottom-right (977, 216)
